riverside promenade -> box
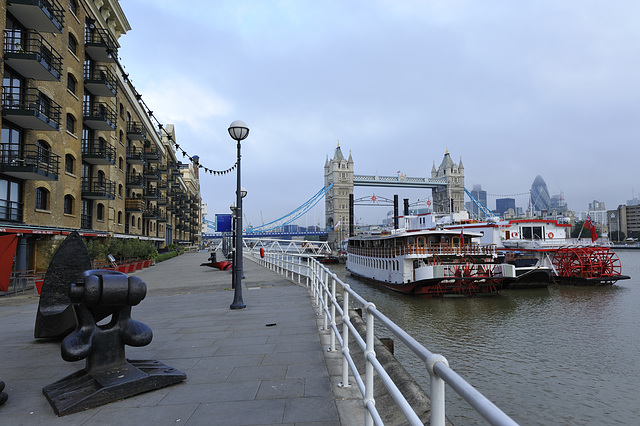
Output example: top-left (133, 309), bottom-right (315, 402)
top-left (0, 252), bottom-right (364, 425)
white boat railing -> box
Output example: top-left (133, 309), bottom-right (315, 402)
top-left (246, 249), bottom-right (519, 426)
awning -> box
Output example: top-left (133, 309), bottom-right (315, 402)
top-left (0, 234), bottom-right (18, 292)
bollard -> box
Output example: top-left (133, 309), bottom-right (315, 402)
top-left (42, 269), bottom-right (186, 416)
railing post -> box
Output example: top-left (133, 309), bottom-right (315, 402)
top-left (329, 277), bottom-right (337, 352)
top-left (322, 270), bottom-right (329, 330)
top-left (339, 287), bottom-right (351, 388)
top-left (426, 354), bottom-right (449, 426)
top-left (314, 262), bottom-right (320, 307)
top-left (364, 302), bottom-right (376, 426)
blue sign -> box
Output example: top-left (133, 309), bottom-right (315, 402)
top-left (215, 214), bottom-right (232, 232)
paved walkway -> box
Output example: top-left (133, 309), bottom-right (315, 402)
top-left (0, 252), bottom-right (363, 425)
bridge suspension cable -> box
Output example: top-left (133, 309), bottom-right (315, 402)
top-left (246, 183), bottom-right (333, 233)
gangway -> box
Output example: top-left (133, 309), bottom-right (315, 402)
top-left (244, 237), bottom-right (332, 257)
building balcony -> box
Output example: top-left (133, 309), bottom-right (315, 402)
top-left (144, 187), bottom-right (160, 200)
top-left (126, 173), bottom-right (145, 189)
top-left (125, 198), bottom-right (145, 212)
top-left (84, 64), bottom-right (117, 97)
top-left (3, 31), bottom-right (62, 80)
top-left (82, 137), bottom-right (116, 165)
top-left (2, 87), bottom-right (61, 130)
top-left (143, 207), bottom-right (162, 220)
top-left (84, 27), bottom-right (117, 62)
top-left (127, 121), bottom-right (146, 140)
top-left (126, 146), bottom-right (145, 165)
top-left (143, 144), bottom-right (161, 163)
top-left (81, 176), bottom-right (115, 200)
top-left (143, 166), bottom-right (160, 181)
top-left (0, 143), bottom-right (59, 180)
top-left (6, 0), bottom-right (64, 33)
top-left (83, 101), bottom-right (117, 131)
top-left (157, 195), bottom-right (167, 206)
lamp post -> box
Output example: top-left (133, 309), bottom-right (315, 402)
top-left (229, 120), bottom-right (249, 310)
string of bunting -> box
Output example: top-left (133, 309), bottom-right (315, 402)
top-left (79, 0), bottom-right (236, 176)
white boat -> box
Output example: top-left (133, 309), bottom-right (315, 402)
top-left (345, 226), bottom-right (517, 296)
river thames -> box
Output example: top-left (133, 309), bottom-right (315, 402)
top-left (327, 250), bottom-right (639, 425)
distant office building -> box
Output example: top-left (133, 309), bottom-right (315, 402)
top-left (496, 198), bottom-right (516, 217)
top-left (551, 194), bottom-right (568, 213)
top-left (469, 184), bottom-right (488, 219)
top-left (627, 198), bottom-right (640, 206)
top-left (609, 204), bottom-right (640, 240)
top-left (589, 200), bottom-right (606, 211)
top-left (530, 175), bottom-right (551, 214)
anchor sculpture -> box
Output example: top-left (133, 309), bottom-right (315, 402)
top-left (42, 269), bottom-right (186, 416)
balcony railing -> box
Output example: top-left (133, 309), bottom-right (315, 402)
top-left (126, 172), bottom-right (145, 188)
top-left (1, 87), bottom-right (61, 130)
top-left (81, 176), bottom-right (115, 200)
top-left (81, 213), bottom-right (92, 229)
top-left (0, 143), bottom-right (59, 180)
top-left (143, 166), bottom-right (160, 181)
top-left (125, 198), bottom-right (144, 212)
top-left (84, 27), bottom-right (117, 62)
top-left (84, 64), bottom-right (117, 97)
top-left (0, 199), bottom-right (23, 222)
top-left (83, 101), bottom-right (117, 131)
top-left (127, 121), bottom-right (146, 140)
top-left (6, 0), bottom-right (65, 33)
top-left (3, 30), bottom-right (62, 80)
top-left (143, 144), bottom-right (161, 163)
top-left (144, 187), bottom-right (160, 200)
top-left (81, 137), bottom-right (116, 165)
top-left (126, 146), bottom-right (145, 165)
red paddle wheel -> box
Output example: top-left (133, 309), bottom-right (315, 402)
top-left (552, 247), bottom-right (623, 284)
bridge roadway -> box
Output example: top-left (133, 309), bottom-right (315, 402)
top-left (0, 252), bottom-right (364, 425)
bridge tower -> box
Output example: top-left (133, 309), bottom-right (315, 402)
top-left (325, 144), bottom-right (353, 248)
top-left (431, 149), bottom-right (465, 213)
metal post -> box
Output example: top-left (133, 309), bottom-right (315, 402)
top-left (364, 303), bottom-right (376, 426)
top-left (339, 287), bottom-right (351, 388)
top-left (329, 277), bottom-right (337, 352)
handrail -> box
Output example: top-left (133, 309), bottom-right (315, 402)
top-left (246, 248), bottom-right (519, 426)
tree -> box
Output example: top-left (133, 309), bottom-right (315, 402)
top-left (610, 230), bottom-right (626, 242)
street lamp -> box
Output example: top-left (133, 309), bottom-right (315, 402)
top-left (229, 120), bottom-right (249, 310)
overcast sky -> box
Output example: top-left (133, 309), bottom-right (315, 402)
top-left (117, 0), bottom-right (640, 228)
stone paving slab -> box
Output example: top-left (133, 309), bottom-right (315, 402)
top-left (0, 252), bottom-right (364, 425)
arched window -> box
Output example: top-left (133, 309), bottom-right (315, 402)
top-left (66, 113), bottom-right (76, 134)
top-left (118, 183), bottom-right (123, 197)
top-left (117, 211), bottom-right (122, 224)
top-left (67, 73), bottom-right (77, 94)
top-left (68, 33), bottom-right (77, 56)
top-left (97, 170), bottom-right (106, 188)
top-left (64, 194), bottom-right (74, 214)
top-left (96, 203), bottom-right (104, 220)
top-left (137, 217), bottom-right (141, 228)
top-left (119, 103), bottom-right (124, 119)
top-left (131, 215), bottom-right (135, 227)
top-left (65, 154), bottom-right (74, 174)
top-left (36, 187), bottom-right (49, 210)
top-left (118, 156), bottom-right (123, 169)
top-left (36, 140), bottom-right (51, 164)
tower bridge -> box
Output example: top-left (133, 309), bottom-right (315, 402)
top-left (325, 145), bottom-right (465, 248)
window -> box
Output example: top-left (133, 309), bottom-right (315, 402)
top-left (0, 178), bottom-right (22, 221)
top-left (96, 203), bottom-right (104, 220)
top-left (97, 170), bottom-right (106, 188)
top-left (131, 215), bottom-right (135, 227)
top-left (69, 0), bottom-right (77, 16)
top-left (36, 187), bottom-right (49, 210)
top-left (118, 183), bottom-right (123, 197)
top-left (64, 194), bottom-right (74, 214)
top-left (67, 73), bottom-right (77, 94)
top-left (118, 156), bottom-right (123, 169)
top-left (119, 103), bottom-right (124, 119)
top-left (36, 140), bottom-right (51, 164)
top-left (68, 33), bottom-right (77, 56)
top-left (117, 210), bottom-right (122, 224)
top-left (66, 113), bottom-right (76, 134)
top-left (65, 154), bottom-right (75, 174)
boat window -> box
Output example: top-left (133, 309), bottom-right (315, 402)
top-left (533, 226), bottom-right (543, 239)
top-left (417, 237), bottom-right (426, 248)
top-left (407, 237), bottom-right (415, 246)
top-left (522, 227), bottom-right (533, 239)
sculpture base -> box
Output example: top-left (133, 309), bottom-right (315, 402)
top-left (43, 359), bottom-right (186, 416)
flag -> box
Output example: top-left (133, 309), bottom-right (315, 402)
top-left (334, 221), bottom-right (341, 230)
top-left (584, 215), bottom-right (598, 242)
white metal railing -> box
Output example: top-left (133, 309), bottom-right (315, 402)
top-left (247, 249), bottom-right (519, 426)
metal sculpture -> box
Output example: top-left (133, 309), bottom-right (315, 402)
top-left (43, 269), bottom-right (186, 416)
top-left (34, 231), bottom-right (92, 339)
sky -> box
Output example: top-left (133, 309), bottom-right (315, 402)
top-left (116, 0), bottom-right (640, 227)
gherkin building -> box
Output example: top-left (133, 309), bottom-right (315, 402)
top-left (530, 175), bottom-right (551, 213)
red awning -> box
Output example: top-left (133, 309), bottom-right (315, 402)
top-left (0, 234), bottom-right (18, 292)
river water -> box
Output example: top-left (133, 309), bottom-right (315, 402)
top-left (327, 250), bottom-right (640, 425)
